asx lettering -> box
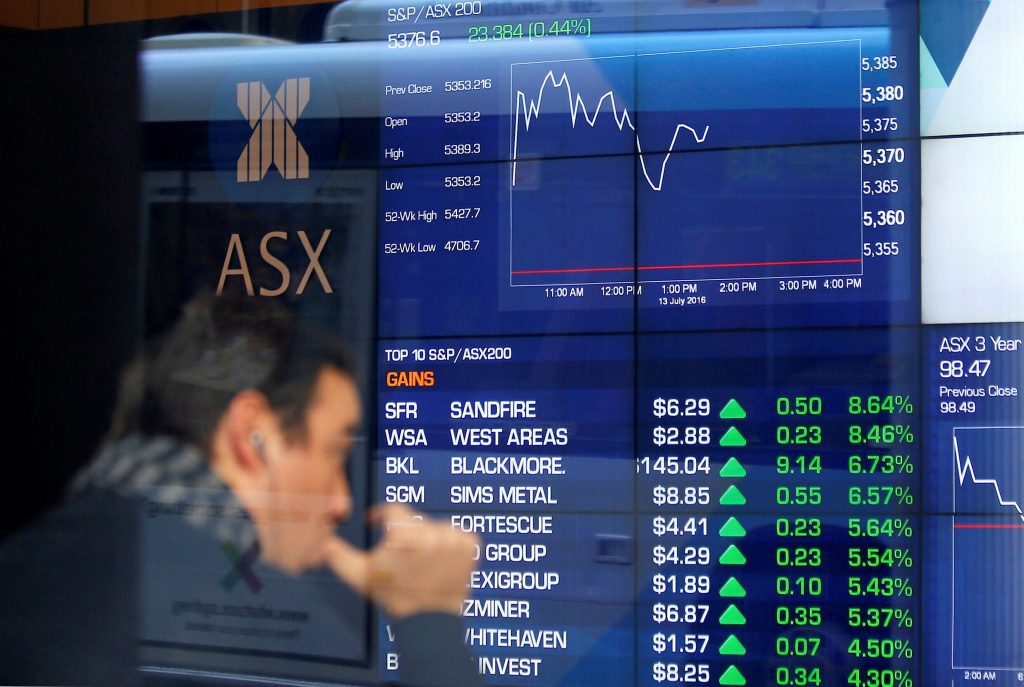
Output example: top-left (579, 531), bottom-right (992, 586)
top-left (217, 230), bottom-right (333, 296)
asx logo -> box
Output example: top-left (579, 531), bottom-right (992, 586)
top-left (217, 229), bottom-right (334, 297)
top-left (221, 540), bottom-right (262, 594)
top-left (236, 78), bottom-right (311, 183)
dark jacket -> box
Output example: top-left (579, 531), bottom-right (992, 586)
top-left (0, 436), bottom-right (481, 687)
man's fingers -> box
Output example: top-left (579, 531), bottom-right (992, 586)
top-left (368, 502), bottom-right (416, 526)
top-left (369, 503), bottom-right (426, 550)
top-left (332, 505), bottom-right (480, 618)
top-left (322, 535), bottom-right (371, 595)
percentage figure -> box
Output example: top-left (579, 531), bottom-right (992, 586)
top-left (849, 486), bottom-right (915, 507)
top-left (848, 517), bottom-right (916, 538)
top-left (849, 454), bottom-right (916, 474)
top-left (849, 424), bottom-right (917, 444)
top-left (849, 395), bottom-right (916, 414)
top-left (848, 668), bottom-right (915, 687)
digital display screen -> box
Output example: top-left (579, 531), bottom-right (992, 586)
top-left (138, 0), bottom-right (1023, 685)
top-left (377, 27), bottom-right (919, 336)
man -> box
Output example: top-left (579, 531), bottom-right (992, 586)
top-left (1, 294), bottom-right (482, 686)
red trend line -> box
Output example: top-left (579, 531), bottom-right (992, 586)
top-left (511, 258), bottom-right (862, 276)
top-left (953, 523), bottom-right (1024, 529)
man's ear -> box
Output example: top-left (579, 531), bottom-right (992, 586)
top-left (223, 389), bottom-right (274, 476)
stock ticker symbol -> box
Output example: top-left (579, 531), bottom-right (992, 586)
top-left (221, 540), bottom-right (263, 594)
top-left (236, 78), bottom-right (311, 183)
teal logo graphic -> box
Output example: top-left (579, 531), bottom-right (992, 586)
top-left (221, 540), bottom-right (262, 593)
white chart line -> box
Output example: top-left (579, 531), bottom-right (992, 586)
top-left (511, 70), bottom-right (709, 191)
top-left (508, 41), bottom-right (864, 287)
top-left (953, 430), bottom-right (1024, 523)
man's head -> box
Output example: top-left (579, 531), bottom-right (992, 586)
top-left (110, 293), bottom-right (362, 574)
top-left (214, 362), bottom-right (362, 574)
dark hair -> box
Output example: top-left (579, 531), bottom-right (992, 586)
top-left (107, 292), bottom-right (354, 450)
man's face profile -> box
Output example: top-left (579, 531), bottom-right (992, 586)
top-left (248, 367), bottom-right (362, 575)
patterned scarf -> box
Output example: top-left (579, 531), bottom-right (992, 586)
top-left (70, 435), bottom-right (258, 551)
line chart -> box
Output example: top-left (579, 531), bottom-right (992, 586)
top-left (953, 427), bottom-right (1024, 521)
top-left (511, 69), bottom-right (710, 191)
top-left (951, 426), bottom-right (1023, 674)
top-left (507, 41), bottom-right (867, 288)
top-left (953, 429), bottom-right (1024, 523)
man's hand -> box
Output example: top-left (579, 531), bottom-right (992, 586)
top-left (322, 503), bottom-right (480, 618)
